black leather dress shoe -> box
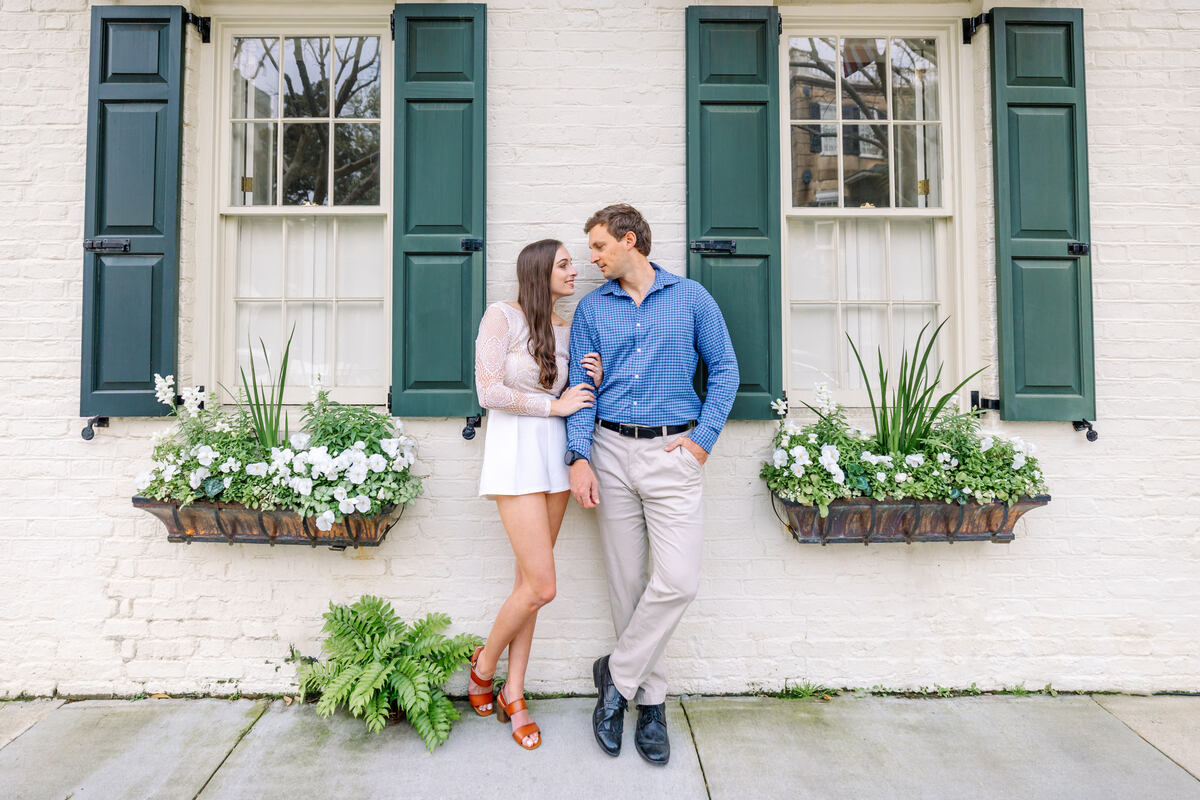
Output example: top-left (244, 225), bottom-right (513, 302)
top-left (634, 702), bottom-right (670, 765)
top-left (592, 655), bottom-right (628, 756)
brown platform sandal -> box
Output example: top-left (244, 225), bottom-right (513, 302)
top-left (467, 645), bottom-right (495, 717)
top-left (495, 685), bottom-right (541, 750)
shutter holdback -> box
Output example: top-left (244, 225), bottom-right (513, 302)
top-left (962, 12), bottom-right (990, 44)
top-left (81, 416), bottom-right (109, 440)
top-left (1072, 419), bottom-right (1099, 442)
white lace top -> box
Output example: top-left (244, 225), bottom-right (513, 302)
top-left (474, 302), bottom-right (569, 417)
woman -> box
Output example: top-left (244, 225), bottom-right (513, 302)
top-left (468, 239), bottom-right (601, 750)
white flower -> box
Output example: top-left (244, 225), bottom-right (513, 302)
top-left (937, 452), bottom-right (952, 464)
top-left (153, 374), bottom-right (176, 406)
top-left (789, 446), bottom-right (811, 466)
top-left (862, 451), bottom-right (879, 465)
top-left (879, 454), bottom-right (894, 467)
top-left (211, 418), bottom-right (231, 433)
top-left (770, 397), bottom-right (788, 417)
top-left (1012, 453), bottom-right (1027, 470)
top-left (772, 449), bottom-right (788, 468)
top-left (391, 452), bottom-right (415, 471)
top-left (367, 453), bottom-right (388, 473)
top-left (180, 386), bottom-right (205, 416)
top-left (830, 468), bottom-right (845, 485)
top-left (290, 476), bottom-right (313, 496)
top-left (353, 494), bottom-right (371, 513)
top-left (808, 433), bottom-right (818, 444)
top-left (223, 476), bottom-right (233, 489)
top-left (151, 429), bottom-right (172, 445)
top-left (896, 472), bottom-right (909, 483)
top-left (380, 438), bottom-right (401, 458)
top-left (393, 420), bottom-right (405, 435)
top-left (315, 510), bottom-right (335, 531)
top-left (135, 471), bottom-right (154, 492)
top-left (848, 426), bottom-right (869, 440)
top-left (784, 420), bottom-right (802, 434)
top-left (905, 453), bottom-right (925, 468)
top-left (962, 487), bottom-right (972, 496)
top-left (291, 456), bottom-right (309, 477)
top-left (790, 463), bottom-right (805, 478)
top-left (876, 471), bottom-right (887, 482)
top-left (980, 436), bottom-right (994, 453)
top-left (310, 373), bottom-right (325, 401)
top-left (290, 433), bottom-right (311, 451)
top-left (377, 487), bottom-right (388, 499)
top-left (338, 497), bottom-right (357, 514)
top-left (820, 444), bottom-right (840, 462)
top-left (188, 467), bottom-right (210, 489)
top-left (245, 462), bottom-right (268, 477)
top-left (813, 382), bottom-right (836, 414)
top-left (346, 463), bottom-right (368, 485)
top-left (195, 445), bottom-right (217, 467)
top-left (353, 441), bottom-right (366, 451)
top-left (160, 464), bottom-right (179, 481)
top-left (333, 486), bottom-right (348, 502)
top-left (219, 457), bottom-right (241, 474)
top-left (951, 457), bottom-right (959, 468)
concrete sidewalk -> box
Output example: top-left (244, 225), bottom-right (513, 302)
top-left (0, 694), bottom-right (1196, 799)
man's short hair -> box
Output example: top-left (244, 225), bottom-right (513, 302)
top-left (584, 204), bottom-right (652, 256)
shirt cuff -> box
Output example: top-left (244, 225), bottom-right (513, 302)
top-left (689, 424), bottom-right (719, 454)
top-left (566, 439), bottom-right (592, 461)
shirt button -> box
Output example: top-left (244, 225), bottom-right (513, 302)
top-left (636, 323), bottom-right (641, 327)
top-left (633, 401), bottom-right (638, 406)
top-left (636, 348), bottom-right (641, 353)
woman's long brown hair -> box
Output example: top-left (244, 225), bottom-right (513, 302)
top-left (516, 239), bottom-right (563, 390)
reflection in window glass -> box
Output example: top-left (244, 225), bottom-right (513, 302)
top-left (283, 37), bottom-right (330, 118)
top-left (895, 125), bottom-right (941, 208)
top-left (789, 37), bottom-right (837, 120)
top-left (844, 124), bottom-right (888, 208)
top-left (334, 37), bottom-right (381, 118)
top-left (892, 38), bottom-right (939, 121)
top-left (282, 123), bottom-right (330, 205)
top-left (232, 37), bottom-right (279, 118)
top-left (334, 123), bottom-right (380, 205)
top-left (840, 38), bottom-right (887, 119)
top-left (231, 122), bottom-right (277, 206)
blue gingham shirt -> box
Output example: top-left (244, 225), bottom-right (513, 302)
top-left (566, 264), bottom-right (739, 459)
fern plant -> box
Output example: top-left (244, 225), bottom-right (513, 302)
top-left (298, 595), bottom-right (481, 750)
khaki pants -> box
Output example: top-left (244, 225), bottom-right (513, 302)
top-left (591, 425), bottom-right (704, 705)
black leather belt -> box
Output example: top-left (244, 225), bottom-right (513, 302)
top-left (598, 419), bottom-right (695, 439)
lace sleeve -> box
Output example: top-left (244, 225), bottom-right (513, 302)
top-left (474, 305), bottom-right (553, 417)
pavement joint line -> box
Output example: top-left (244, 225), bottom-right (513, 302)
top-left (192, 699), bottom-right (272, 800)
top-left (1089, 694), bottom-right (1200, 783)
top-left (679, 697), bottom-right (712, 800)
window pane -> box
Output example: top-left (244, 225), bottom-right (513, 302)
top-left (337, 217), bottom-right (386, 298)
top-left (894, 305), bottom-right (939, 370)
top-left (840, 38), bottom-right (887, 119)
top-left (283, 37), bottom-right (329, 118)
top-left (286, 217), bottom-right (334, 298)
top-left (282, 123), bottom-right (329, 206)
top-left (334, 123), bottom-right (380, 205)
top-left (232, 37), bottom-right (279, 118)
top-left (790, 126), bottom-right (838, 207)
top-left (788, 37), bottom-right (837, 120)
top-left (891, 220), bottom-right (937, 302)
top-left (841, 219), bottom-right (886, 300)
top-left (892, 38), bottom-right (939, 121)
top-left (334, 36), bottom-right (381, 119)
top-left (844, 124), bottom-right (889, 208)
top-left (790, 305), bottom-right (837, 390)
top-left (285, 302), bottom-right (332, 386)
top-left (231, 122), bottom-right (277, 206)
top-left (337, 303), bottom-right (387, 386)
top-left (236, 302), bottom-right (282, 380)
top-left (895, 124), bottom-right (941, 208)
top-left (236, 218), bottom-right (283, 298)
top-left (842, 305), bottom-right (888, 390)
top-left (788, 219), bottom-right (837, 301)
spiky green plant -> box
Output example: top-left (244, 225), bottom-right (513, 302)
top-left (845, 319), bottom-right (984, 455)
top-left (298, 596), bottom-right (481, 750)
top-left (239, 328), bottom-right (293, 450)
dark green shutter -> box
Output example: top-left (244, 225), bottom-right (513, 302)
top-left (391, 4), bottom-right (486, 417)
top-left (990, 8), bottom-right (1095, 421)
top-left (81, 6), bottom-right (185, 417)
top-left (685, 6), bottom-right (783, 420)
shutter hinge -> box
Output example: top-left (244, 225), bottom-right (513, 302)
top-left (460, 238), bottom-right (484, 252)
top-left (462, 415), bottom-right (481, 440)
top-left (81, 415), bottom-right (108, 441)
top-left (390, 10), bottom-right (395, 41)
top-left (689, 239), bottom-right (737, 254)
top-left (1067, 242), bottom-right (1090, 256)
top-left (185, 12), bottom-right (211, 44)
top-left (961, 12), bottom-right (990, 45)
top-left (970, 391), bottom-right (1000, 413)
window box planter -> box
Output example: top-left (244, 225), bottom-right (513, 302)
top-left (133, 496), bottom-right (404, 549)
top-left (772, 493), bottom-right (1050, 545)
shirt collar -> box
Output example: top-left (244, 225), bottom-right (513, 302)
top-left (599, 263), bottom-right (681, 298)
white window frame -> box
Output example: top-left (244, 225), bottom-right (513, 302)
top-left (778, 7), bottom-right (979, 410)
top-left (193, 8), bottom-right (394, 407)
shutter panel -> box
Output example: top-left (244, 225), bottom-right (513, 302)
top-left (391, 4), bottom-right (486, 417)
top-left (990, 7), bottom-right (1095, 421)
top-left (685, 5), bottom-right (782, 420)
top-left (80, 6), bottom-right (185, 417)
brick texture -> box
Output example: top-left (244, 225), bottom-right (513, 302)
top-left (0, 0), bottom-right (1196, 698)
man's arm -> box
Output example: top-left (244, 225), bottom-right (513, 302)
top-left (566, 300), bottom-right (599, 460)
top-left (689, 286), bottom-right (739, 454)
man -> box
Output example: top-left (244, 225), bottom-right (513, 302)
top-left (565, 204), bottom-right (738, 765)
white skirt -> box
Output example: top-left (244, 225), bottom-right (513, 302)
top-left (478, 408), bottom-right (570, 498)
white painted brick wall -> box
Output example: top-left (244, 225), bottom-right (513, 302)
top-left (0, 0), bottom-right (1197, 699)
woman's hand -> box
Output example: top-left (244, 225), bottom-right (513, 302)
top-left (581, 352), bottom-right (603, 388)
top-left (550, 383), bottom-right (595, 417)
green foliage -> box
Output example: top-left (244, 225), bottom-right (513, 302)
top-left (297, 596), bottom-right (481, 750)
top-left (239, 330), bottom-right (293, 451)
top-left (777, 681), bottom-right (838, 700)
top-left (845, 319), bottom-right (984, 456)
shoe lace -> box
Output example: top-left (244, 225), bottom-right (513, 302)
top-left (641, 704), bottom-right (665, 725)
